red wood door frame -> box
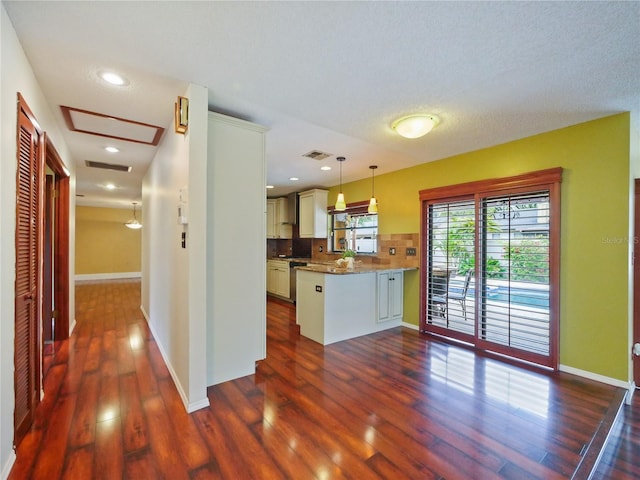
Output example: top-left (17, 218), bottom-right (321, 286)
top-left (42, 175), bottom-right (54, 362)
top-left (44, 134), bottom-right (70, 341)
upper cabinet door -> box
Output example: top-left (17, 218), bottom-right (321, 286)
top-left (266, 199), bottom-right (276, 238)
top-left (298, 189), bottom-right (328, 238)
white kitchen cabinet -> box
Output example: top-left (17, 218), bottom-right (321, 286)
top-left (266, 260), bottom-right (276, 293)
top-left (377, 270), bottom-right (404, 323)
top-left (298, 189), bottom-right (328, 238)
top-left (275, 198), bottom-right (292, 239)
top-left (267, 260), bottom-right (290, 298)
top-left (266, 197), bottom-right (292, 239)
top-left (266, 199), bottom-right (276, 238)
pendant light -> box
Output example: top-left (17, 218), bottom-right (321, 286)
top-left (335, 156), bottom-right (346, 211)
top-left (124, 202), bottom-right (142, 229)
top-left (368, 165), bottom-right (378, 214)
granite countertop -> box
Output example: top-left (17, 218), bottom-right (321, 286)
top-left (267, 256), bottom-right (312, 262)
top-left (296, 263), bottom-right (417, 275)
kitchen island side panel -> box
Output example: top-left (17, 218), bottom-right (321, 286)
top-left (323, 273), bottom-right (377, 345)
top-left (297, 269), bottom-right (379, 345)
top-left (296, 270), bottom-right (326, 344)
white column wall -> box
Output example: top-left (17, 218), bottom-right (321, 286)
top-left (141, 83), bottom-right (209, 411)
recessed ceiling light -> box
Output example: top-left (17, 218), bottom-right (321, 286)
top-left (104, 183), bottom-right (116, 190)
top-left (104, 146), bottom-right (119, 153)
top-left (266, 185), bottom-right (275, 189)
top-left (320, 166), bottom-right (331, 171)
top-left (289, 177), bottom-right (299, 181)
top-left (99, 70), bottom-right (129, 86)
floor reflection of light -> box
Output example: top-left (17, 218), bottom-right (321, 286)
top-left (364, 426), bottom-right (376, 445)
top-left (288, 437), bottom-right (297, 450)
top-left (431, 349), bottom-right (475, 394)
top-left (317, 468), bottom-right (330, 480)
top-left (485, 362), bottom-right (550, 418)
top-left (98, 407), bottom-right (117, 422)
top-left (331, 451), bottom-right (342, 465)
top-left (263, 403), bottom-right (275, 430)
top-left (129, 334), bottom-right (142, 349)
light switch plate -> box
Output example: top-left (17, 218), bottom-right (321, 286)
top-left (389, 247), bottom-right (396, 255)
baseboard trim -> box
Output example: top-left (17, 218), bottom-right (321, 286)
top-left (75, 272), bottom-right (141, 282)
top-left (401, 322), bottom-right (419, 331)
top-left (559, 364), bottom-right (630, 389)
top-left (1, 450), bottom-right (16, 480)
top-left (139, 305), bottom-right (210, 413)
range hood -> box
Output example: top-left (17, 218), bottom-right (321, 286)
top-left (287, 192), bottom-right (298, 225)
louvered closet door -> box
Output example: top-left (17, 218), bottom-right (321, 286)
top-left (14, 106), bottom-right (41, 446)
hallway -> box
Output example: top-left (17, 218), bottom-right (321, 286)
top-left (8, 279), bottom-right (632, 479)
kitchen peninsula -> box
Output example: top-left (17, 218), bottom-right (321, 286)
top-left (296, 264), bottom-right (416, 345)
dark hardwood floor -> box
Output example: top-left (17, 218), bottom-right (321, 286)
top-left (8, 279), bottom-right (635, 479)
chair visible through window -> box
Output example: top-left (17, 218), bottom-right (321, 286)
top-left (432, 271), bottom-right (473, 323)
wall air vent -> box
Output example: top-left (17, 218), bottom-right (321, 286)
top-left (85, 160), bottom-right (132, 172)
top-left (302, 150), bottom-right (332, 161)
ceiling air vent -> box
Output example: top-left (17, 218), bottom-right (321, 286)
top-left (302, 150), bottom-right (332, 161)
top-left (85, 160), bottom-right (132, 172)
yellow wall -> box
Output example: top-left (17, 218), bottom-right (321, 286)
top-left (330, 113), bottom-right (631, 380)
top-left (75, 206), bottom-right (142, 274)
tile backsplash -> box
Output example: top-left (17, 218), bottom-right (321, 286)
top-left (309, 233), bottom-right (420, 268)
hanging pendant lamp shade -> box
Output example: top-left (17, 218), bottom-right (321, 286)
top-left (125, 202), bottom-right (142, 229)
top-left (368, 165), bottom-right (378, 214)
top-left (335, 156), bottom-right (347, 211)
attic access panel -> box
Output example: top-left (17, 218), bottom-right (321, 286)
top-left (61, 106), bottom-right (164, 146)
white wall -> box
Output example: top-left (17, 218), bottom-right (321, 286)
top-left (207, 113), bottom-right (267, 385)
top-left (0, 6), bottom-right (75, 477)
top-left (141, 83), bottom-right (209, 411)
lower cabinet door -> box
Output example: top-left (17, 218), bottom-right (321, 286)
top-left (377, 270), bottom-right (403, 323)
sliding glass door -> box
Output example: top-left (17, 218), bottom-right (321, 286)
top-left (426, 199), bottom-right (476, 337)
top-left (420, 169), bottom-right (561, 368)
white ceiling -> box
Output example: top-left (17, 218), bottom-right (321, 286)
top-left (4, 1), bottom-right (640, 207)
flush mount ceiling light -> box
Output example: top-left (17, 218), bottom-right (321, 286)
top-left (392, 114), bottom-right (439, 139)
top-left (98, 70), bottom-right (129, 86)
top-left (289, 177), bottom-right (299, 181)
top-left (335, 156), bottom-right (347, 211)
top-left (266, 185), bottom-right (275, 189)
top-left (320, 166), bottom-right (331, 171)
top-left (124, 202), bottom-right (142, 230)
top-left (104, 146), bottom-right (120, 153)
